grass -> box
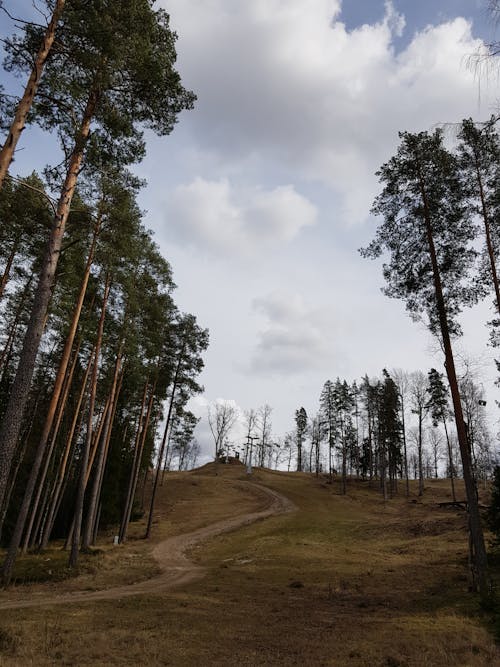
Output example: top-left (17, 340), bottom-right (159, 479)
top-left (0, 465), bottom-right (499, 666)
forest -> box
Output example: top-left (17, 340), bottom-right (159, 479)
top-left (0, 0), bottom-right (208, 585)
top-left (0, 1), bottom-right (500, 664)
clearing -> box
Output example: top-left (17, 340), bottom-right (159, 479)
top-left (0, 463), bottom-right (498, 666)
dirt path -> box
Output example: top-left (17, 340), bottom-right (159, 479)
top-left (0, 481), bottom-right (295, 610)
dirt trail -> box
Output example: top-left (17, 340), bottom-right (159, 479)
top-left (0, 481), bottom-right (295, 610)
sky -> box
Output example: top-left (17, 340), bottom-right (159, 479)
top-left (2, 0), bottom-right (500, 462)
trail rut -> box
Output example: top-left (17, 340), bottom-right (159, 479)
top-left (0, 481), bottom-right (295, 610)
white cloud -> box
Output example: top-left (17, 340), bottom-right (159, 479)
top-left (250, 291), bottom-right (336, 376)
top-left (166, 177), bottom-right (317, 255)
top-left (163, 1), bottom-right (494, 224)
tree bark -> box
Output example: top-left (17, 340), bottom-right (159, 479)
top-left (69, 273), bottom-right (110, 568)
top-left (82, 345), bottom-right (123, 547)
top-left (472, 146), bottom-right (500, 316)
top-left (0, 242), bottom-right (18, 300)
top-left (0, 0), bottom-right (66, 187)
top-left (145, 364), bottom-right (182, 539)
top-left (0, 275), bottom-right (33, 372)
top-left (22, 339), bottom-right (81, 553)
top-left (40, 346), bottom-right (94, 549)
top-left (119, 379), bottom-right (149, 543)
top-left (418, 164), bottom-right (490, 600)
top-left (0, 84), bottom-right (100, 512)
top-left (120, 380), bottom-right (156, 543)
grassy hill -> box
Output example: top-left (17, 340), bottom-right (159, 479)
top-left (0, 464), bottom-right (499, 666)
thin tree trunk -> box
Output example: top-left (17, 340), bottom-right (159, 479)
top-left (145, 373), bottom-right (180, 539)
top-left (0, 243), bottom-right (18, 300)
top-left (23, 341), bottom-right (81, 553)
top-left (40, 347), bottom-right (94, 549)
top-left (0, 275), bottom-right (33, 372)
top-left (0, 84), bottom-right (100, 512)
top-left (118, 380), bottom-right (149, 543)
top-left (443, 418), bottom-right (457, 502)
top-left (418, 411), bottom-right (424, 496)
top-left (70, 273), bottom-right (110, 568)
top-left (0, 0), bottom-right (66, 189)
top-left (418, 165), bottom-right (490, 600)
top-left (89, 368), bottom-right (124, 545)
top-left (20, 218), bottom-right (100, 552)
top-left (120, 381), bottom-right (156, 543)
top-left (83, 345), bottom-right (123, 547)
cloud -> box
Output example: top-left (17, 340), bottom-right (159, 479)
top-left (250, 292), bottom-right (336, 376)
top-left (163, 0), bottom-right (494, 224)
top-left (166, 177), bottom-right (317, 255)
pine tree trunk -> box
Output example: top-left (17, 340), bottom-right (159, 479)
top-left (443, 419), bottom-right (456, 502)
top-left (418, 411), bottom-right (424, 496)
top-left (82, 345), bottom-right (123, 547)
top-left (119, 380), bottom-right (149, 543)
top-left (0, 243), bottom-right (18, 301)
top-left (0, 275), bottom-right (33, 372)
top-left (120, 382), bottom-right (156, 543)
top-left (0, 0), bottom-right (66, 188)
top-left (90, 368), bottom-right (124, 545)
top-left (0, 85), bottom-right (100, 512)
top-left (145, 375), bottom-right (179, 539)
top-left (1, 339), bottom-right (82, 583)
top-left (40, 347), bottom-right (94, 549)
top-left (418, 166), bottom-right (490, 601)
top-left (69, 273), bottom-right (110, 568)
top-left (473, 149), bottom-right (500, 315)
top-left (21, 340), bottom-right (81, 553)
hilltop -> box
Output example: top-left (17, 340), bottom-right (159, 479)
top-left (0, 464), bottom-right (498, 666)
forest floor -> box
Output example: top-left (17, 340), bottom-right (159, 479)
top-left (0, 464), bottom-right (499, 666)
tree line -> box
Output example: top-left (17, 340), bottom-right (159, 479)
top-left (0, 0), bottom-right (207, 585)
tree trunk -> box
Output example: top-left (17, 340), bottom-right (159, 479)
top-left (82, 345), bottom-right (123, 547)
top-left (0, 275), bottom-right (33, 372)
top-left (418, 411), bottom-right (424, 496)
top-left (0, 84), bottom-right (100, 512)
top-left (22, 339), bottom-right (81, 553)
top-left (443, 418), bottom-right (457, 502)
top-left (119, 380), bottom-right (149, 543)
top-left (0, 242), bottom-right (18, 301)
top-left (145, 374), bottom-right (180, 539)
top-left (120, 381), bottom-right (156, 543)
top-left (90, 368), bottom-right (124, 545)
top-left (473, 148), bottom-right (500, 316)
top-left (0, 0), bottom-right (66, 189)
top-left (40, 346), bottom-right (94, 549)
top-left (418, 165), bottom-right (490, 601)
top-left (69, 273), bottom-right (110, 568)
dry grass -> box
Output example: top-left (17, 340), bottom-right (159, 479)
top-left (0, 466), bottom-right (499, 666)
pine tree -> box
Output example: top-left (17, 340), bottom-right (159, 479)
top-left (0, 0), bottom-right (196, 512)
top-left (361, 129), bottom-right (490, 600)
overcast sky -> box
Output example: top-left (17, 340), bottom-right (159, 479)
top-left (3, 1), bottom-right (500, 461)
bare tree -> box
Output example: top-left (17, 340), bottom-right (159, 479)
top-left (256, 404), bottom-right (273, 467)
top-left (427, 428), bottom-right (443, 479)
top-left (409, 371), bottom-right (429, 496)
top-left (208, 401), bottom-right (238, 464)
top-left (243, 409), bottom-right (257, 465)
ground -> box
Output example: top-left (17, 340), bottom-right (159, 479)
top-left (0, 465), bottom-right (498, 666)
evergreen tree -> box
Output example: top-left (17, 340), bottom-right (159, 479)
top-left (294, 407), bottom-right (307, 472)
top-left (0, 0), bottom-right (196, 513)
top-left (361, 129), bottom-right (490, 599)
top-left (427, 367), bottom-right (456, 500)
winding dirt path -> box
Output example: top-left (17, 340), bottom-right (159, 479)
top-left (0, 481), bottom-right (295, 610)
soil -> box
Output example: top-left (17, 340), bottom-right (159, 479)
top-left (0, 481), bottom-right (295, 610)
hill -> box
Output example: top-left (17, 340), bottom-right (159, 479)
top-left (0, 465), bottom-right (498, 666)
